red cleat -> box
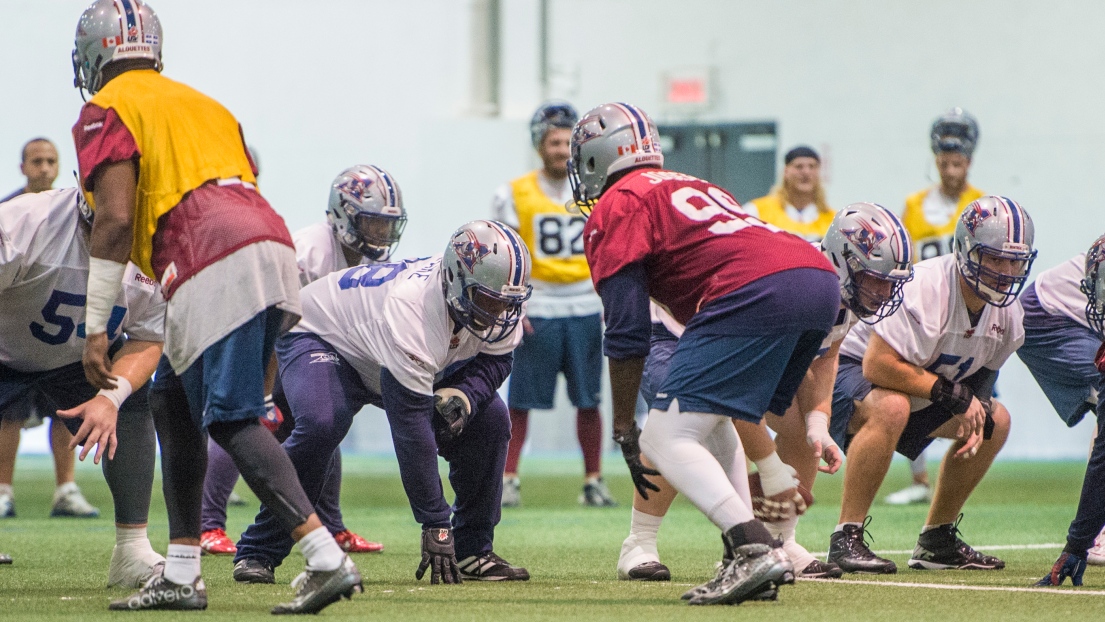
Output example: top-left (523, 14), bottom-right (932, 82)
top-left (200, 528), bottom-right (237, 556)
top-left (333, 530), bottom-right (383, 553)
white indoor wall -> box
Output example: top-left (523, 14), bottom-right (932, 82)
top-left (5, 0), bottom-right (1100, 458)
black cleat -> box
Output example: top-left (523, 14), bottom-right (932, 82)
top-left (233, 557), bottom-right (275, 584)
top-left (908, 515), bottom-right (1005, 570)
top-left (271, 555), bottom-right (361, 615)
top-left (108, 575), bottom-right (207, 611)
top-left (457, 552), bottom-right (530, 581)
top-left (828, 517), bottom-right (897, 574)
top-left (687, 544), bottom-right (794, 606)
top-left (625, 561), bottom-right (671, 581)
top-left (798, 558), bottom-right (844, 579)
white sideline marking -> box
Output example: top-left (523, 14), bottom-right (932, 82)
top-left (806, 578), bottom-right (1105, 596)
top-left (809, 543), bottom-right (1064, 557)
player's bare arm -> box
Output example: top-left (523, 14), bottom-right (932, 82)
top-left (796, 338), bottom-right (844, 473)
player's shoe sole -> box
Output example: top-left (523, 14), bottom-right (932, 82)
top-left (622, 561), bottom-right (671, 581)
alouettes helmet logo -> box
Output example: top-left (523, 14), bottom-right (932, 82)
top-left (962, 203), bottom-right (993, 235)
top-left (453, 230), bottom-right (491, 273)
top-left (841, 220), bottom-right (887, 259)
top-left (337, 176), bottom-right (373, 202)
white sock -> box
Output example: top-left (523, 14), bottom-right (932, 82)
top-left (299, 526), bottom-right (344, 572)
top-left (629, 509), bottom-right (663, 551)
top-left (835, 522), bottom-right (862, 534)
top-left (921, 523), bottom-right (947, 533)
top-left (116, 525), bottom-right (149, 547)
top-left (765, 515), bottom-right (798, 542)
top-left (164, 544), bottom-right (201, 584)
top-left (54, 481), bottom-right (79, 499)
top-left (0, 484), bottom-right (12, 497)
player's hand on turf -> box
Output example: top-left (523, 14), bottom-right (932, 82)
top-left (56, 396), bottom-right (118, 464)
top-left (613, 425), bottom-right (661, 500)
top-left (415, 527), bottom-right (461, 584)
top-left (433, 388), bottom-right (472, 438)
top-left (82, 332), bottom-right (116, 390)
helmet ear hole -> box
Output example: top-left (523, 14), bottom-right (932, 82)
top-left (586, 157), bottom-right (596, 174)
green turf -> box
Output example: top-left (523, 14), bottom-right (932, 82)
top-left (1, 454), bottom-right (1102, 620)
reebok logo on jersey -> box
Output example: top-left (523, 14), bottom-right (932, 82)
top-left (308, 352), bottom-right (341, 365)
top-left (449, 335), bottom-right (460, 350)
top-left (133, 272), bottom-right (157, 286)
top-left (83, 121), bottom-right (104, 132)
top-left (990, 323), bottom-right (1006, 336)
top-left (406, 353), bottom-right (429, 369)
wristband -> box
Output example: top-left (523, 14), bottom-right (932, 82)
top-left (96, 376), bottom-right (133, 409)
top-left (85, 257), bottom-right (126, 334)
top-left (930, 376), bottom-right (973, 415)
top-left (753, 451), bottom-right (794, 497)
top-left (805, 410), bottom-right (831, 435)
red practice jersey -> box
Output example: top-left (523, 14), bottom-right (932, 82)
top-left (584, 169), bottom-right (833, 326)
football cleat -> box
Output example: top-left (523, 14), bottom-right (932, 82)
top-left (828, 517), bottom-right (897, 574)
top-left (908, 515), bottom-right (1004, 570)
top-left (1087, 528), bottom-right (1105, 566)
top-left (501, 476), bottom-right (521, 508)
top-left (623, 561), bottom-right (671, 581)
top-left (457, 552), bottom-right (530, 581)
top-left (0, 492), bottom-right (13, 518)
top-left (50, 482), bottom-right (100, 518)
top-left (334, 529), bottom-right (384, 553)
top-left (579, 477), bottom-right (618, 507)
top-left (1035, 551), bottom-right (1086, 587)
top-left (108, 575), bottom-right (207, 611)
top-left (0, 553), bottom-right (11, 564)
top-left (271, 555), bottom-right (361, 615)
top-left (233, 557), bottom-right (276, 584)
top-left (107, 543), bottom-right (165, 588)
top-left (618, 533), bottom-right (668, 580)
top-left (798, 558), bottom-right (844, 579)
top-left (200, 529), bottom-right (237, 556)
top-left (687, 544), bottom-right (794, 606)
top-left (884, 483), bottom-right (932, 505)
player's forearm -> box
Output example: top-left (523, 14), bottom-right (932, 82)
top-left (608, 356), bottom-right (644, 436)
top-left (862, 345), bottom-right (936, 398)
top-left (89, 160), bottom-right (137, 264)
top-left (109, 339), bottom-right (163, 388)
top-left (442, 352), bottom-right (512, 408)
top-left (796, 345), bottom-right (839, 415)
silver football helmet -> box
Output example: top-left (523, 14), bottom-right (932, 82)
top-left (530, 101), bottom-right (578, 149)
top-left (822, 203), bottom-right (914, 323)
top-left (73, 0), bottom-right (163, 98)
top-left (327, 165), bottom-right (406, 262)
top-left (952, 196), bottom-right (1037, 307)
top-left (1081, 234), bottom-right (1105, 340)
top-left (441, 220), bottom-right (532, 343)
top-left (931, 107), bottom-right (979, 157)
top-left (568, 102), bottom-right (664, 213)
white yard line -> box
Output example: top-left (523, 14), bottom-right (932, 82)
top-left (803, 577), bottom-right (1105, 596)
top-left (808, 543), bottom-right (1064, 557)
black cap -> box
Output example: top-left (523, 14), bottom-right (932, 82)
top-left (784, 145), bottom-right (820, 165)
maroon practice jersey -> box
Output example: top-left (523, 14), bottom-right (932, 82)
top-left (584, 169), bottom-right (833, 326)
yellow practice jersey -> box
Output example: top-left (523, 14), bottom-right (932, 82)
top-left (901, 184), bottom-right (984, 262)
top-left (78, 70), bottom-right (257, 277)
top-left (747, 194), bottom-right (835, 243)
top-left (510, 171), bottom-right (590, 284)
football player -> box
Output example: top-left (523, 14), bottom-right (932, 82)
top-left (234, 221), bottom-right (532, 584)
top-left (745, 145), bottom-right (836, 242)
top-left (828, 196), bottom-right (1035, 574)
top-left (492, 102), bottom-right (614, 508)
top-left (618, 203), bottom-right (913, 583)
top-left (1, 188), bottom-right (164, 588)
top-left (572, 102), bottom-right (840, 605)
top-left (70, 0), bottom-right (359, 613)
top-left (889, 108), bottom-right (986, 507)
top-left (199, 165), bottom-right (402, 558)
top-left (1028, 236), bottom-right (1105, 585)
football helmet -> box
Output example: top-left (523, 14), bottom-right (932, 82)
top-left (530, 101), bottom-right (578, 149)
top-left (821, 203), bottom-right (914, 323)
top-left (952, 196), bottom-right (1036, 307)
top-left (1081, 234), bottom-right (1105, 340)
top-left (441, 220), bottom-right (532, 343)
top-left (931, 107), bottom-right (979, 157)
top-left (327, 165), bottom-right (407, 262)
top-left (568, 102), bottom-right (664, 213)
top-left (73, 0), bottom-right (163, 98)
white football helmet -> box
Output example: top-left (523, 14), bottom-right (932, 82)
top-left (821, 203), bottom-right (914, 323)
top-left (73, 0), bottom-right (163, 98)
top-left (327, 165), bottom-right (406, 262)
top-left (1081, 234), bottom-right (1105, 340)
top-left (931, 107), bottom-right (979, 157)
top-left (952, 196), bottom-right (1036, 307)
top-left (568, 102), bottom-right (663, 213)
top-left (441, 220), bottom-right (532, 343)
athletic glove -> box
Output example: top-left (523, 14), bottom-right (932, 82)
top-left (930, 376), bottom-right (973, 415)
top-left (415, 527), bottom-right (462, 584)
top-left (433, 388), bottom-right (472, 439)
top-left (613, 425), bottom-right (661, 500)
top-left (259, 394), bottom-right (284, 433)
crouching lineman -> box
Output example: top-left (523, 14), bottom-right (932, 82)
top-left (200, 165), bottom-right (403, 558)
top-left (618, 203), bottom-right (914, 583)
top-left (234, 221), bottom-right (533, 583)
top-left (1, 188), bottom-right (163, 588)
top-left (828, 196), bottom-right (1036, 573)
top-left (1030, 235), bottom-right (1105, 586)
top-left (572, 102), bottom-right (840, 605)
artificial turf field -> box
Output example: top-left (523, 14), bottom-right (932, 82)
top-left (1, 454), bottom-right (1103, 621)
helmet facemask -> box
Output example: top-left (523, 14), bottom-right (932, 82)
top-left (1081, 239), bottom-right (1105, 340)
top-left (346, 210), bottom-right (407, 262)
top-left (843, 251), bottom-right (913, 324)
top-left (958, 243), bottom-right (1036, 308)
top-left (444, 267), bottom-right (531, 344)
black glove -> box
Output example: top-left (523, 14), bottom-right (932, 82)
top-left (415, 527), bottom-right (462, 584)
top-left (433, 388), bottom-right (472, 438)
top-left (930, 376), bottom-right (973, 415)
top-left (613, 425), bottom-right (661, 500)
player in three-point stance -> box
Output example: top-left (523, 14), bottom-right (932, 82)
top-left (827, 196), bottom-right (1035, 574)
top-left (70, 0), bottom-right (359, 612)
top-left (1030, 235), bottom-right (1105, 586)
top-left (572, 102), bottom-right (840, 605)
top-left (235, 221), bottom-right (533, 584)
top-left (1, 188), bottom-right (164, 588)
top-left (617, 203), bottom-right (914, 584)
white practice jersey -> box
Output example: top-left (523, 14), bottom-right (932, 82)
top-left (292, 221), bottom-right (369, 287)
top-left (0, 188), bottom-right (166, 373)
top-left (292, 255), bottom-right (520, 396)
top-left (840, 254), bottom-right (1024, 411)
top-left (1033, 253), bottom-right (1090, 329)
